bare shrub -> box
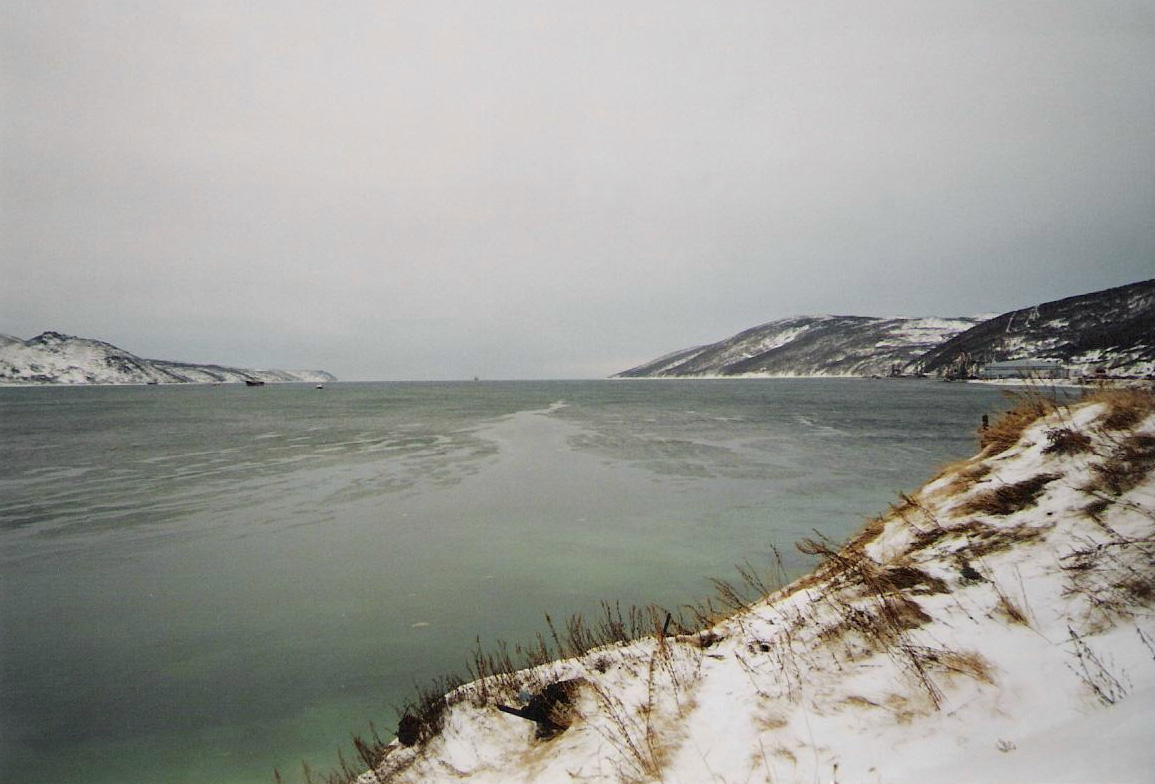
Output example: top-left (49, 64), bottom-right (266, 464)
top-left (1043, 427), bottom-right (1093, 455)
top-left (1060, 533), bottom-right (1155, 631)
top-left (1088, 434), bottom-right (1155, 496)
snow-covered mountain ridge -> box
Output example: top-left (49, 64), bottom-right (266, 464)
top-left (0, 331), bottom-right (336, 385)
top-left (348, 388), bottom-right (1155, 783)
top-left (617, 315), bottom-right (983, 378)
top-left (617, 279), bottom-right (1155, 379)
top-left (920, 279), bottom-right (1155, 379)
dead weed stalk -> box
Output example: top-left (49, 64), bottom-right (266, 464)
top-left (1066, 627), bottom-right (1131, 706)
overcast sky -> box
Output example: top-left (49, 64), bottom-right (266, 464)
top-left (3, 2), bottom-right (1153, 380)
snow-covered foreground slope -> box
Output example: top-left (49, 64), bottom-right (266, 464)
top-left (351, 389), bottom-right (1155, 784)
top-left (0, 331), bottom-right (335, 384)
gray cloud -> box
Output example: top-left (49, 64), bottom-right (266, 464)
top-left (3, 1), bottom-right (1153, 379)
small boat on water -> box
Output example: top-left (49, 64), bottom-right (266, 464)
top-left (244, 379), bottom-right (265, 387)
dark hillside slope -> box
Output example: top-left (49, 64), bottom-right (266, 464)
top-left (917, 279), bottom-right (1155, 377)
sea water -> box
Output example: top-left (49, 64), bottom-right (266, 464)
top-left (0, 379), bottom-right (1009, 784)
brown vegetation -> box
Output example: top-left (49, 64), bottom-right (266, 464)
top-left (1087, 386), bottom-right (1155, 431)
top-left (978, 389), bottom-right (1058, 455)
top-left (1088, 434), bottom-right (1155, 496)
top-left (958, 473), bottom-right (1061, 517)
top-left (949, 519), bottom-right (1052, 558)
top-left (1044, 427), bottom-right (1093, 455)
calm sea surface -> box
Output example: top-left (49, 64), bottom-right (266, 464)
top-left (0, 379), bottom-right (1009, 784)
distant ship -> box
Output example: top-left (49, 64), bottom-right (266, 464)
top-left (244, 379), bottom-right (265, 387)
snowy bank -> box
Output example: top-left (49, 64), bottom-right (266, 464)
top-left (344, 389), bottom-right (1155, 784)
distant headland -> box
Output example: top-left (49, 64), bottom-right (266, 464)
top-left (0, 331), bottom-right (335, 385)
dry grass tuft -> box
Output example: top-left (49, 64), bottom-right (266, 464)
top-left (958, 473), bottom-right (1061, 517)
top-left (845, 513), bottom-right (891, 550)
top-left (906, 525), bottom-right (952, 554)
top-left (755, 711), bottom-right (791, 730)
top-left (395, 672), bottom-right (468, 747)
top-left (1081, 496), bottom-right (1114, 519)
top-left (796, 537), bottom-right (960, 707)
top-left (949, 519), bottom-right (1052, 558)
top-left (841, 694), bottom-right (883, 710)
top-left (925, 649), bottom-right (995, 684)
top-left (878, 565), bottom-right (949, 596)
top-left (979, 390), bottom-right (1059, 455)
top-left (992, 588), bottom-right (1030, 626)
top-left (1087, 434), bottom-right (1155, 497)
top-left (1086, 387), bottom-right (1155, 431)
top-left (679, 629), bottom-right (723, 649)
top-left (885, 595), bottom-right (934, 630)
top-left (940, 461), bottom-right (995, 496)
top-left (1043, 427), bottom-right (1094, 456)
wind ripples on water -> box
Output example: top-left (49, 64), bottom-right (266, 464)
top-left (1, 406), bottom-right (501, 547)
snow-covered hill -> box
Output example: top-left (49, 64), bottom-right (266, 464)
top-left (919, 279), bottom-right (1155, 379)
top-left (0, 331), bottom-right (336, 385)
top-left (616, 280), bottom-right (1155, 379)
top-left (344, 388), bottom-right (1155, 784)
top-left (616, 315), bottom-right (982, 378)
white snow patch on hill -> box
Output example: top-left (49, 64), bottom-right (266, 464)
top-left (0, 331), bottom-right (335, 385)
